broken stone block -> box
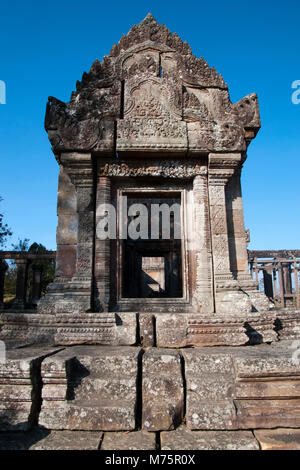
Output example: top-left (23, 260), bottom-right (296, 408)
top-left (39, 346), bottom-right (141, 431)
top-left (161, 427), bottom-right (259, 450)
top-left (254, 428), bottom-right (300, 450)
top-left (101, 431), bottom-right (156, 450)
top-left (0, 346), bottom-right (61, 431)
top-left (142, 348), bottom-right (184, 431)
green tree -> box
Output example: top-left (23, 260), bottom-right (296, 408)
top-left (11, 238), bottom-right (30, 251)
top-left (0, 197), bottom-right (12, 247)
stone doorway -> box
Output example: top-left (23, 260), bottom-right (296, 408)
top-left (121, 192), bottom-right (183, 299)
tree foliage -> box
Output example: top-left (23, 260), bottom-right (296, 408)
top-left (0, 197), bottom-right (12, 247)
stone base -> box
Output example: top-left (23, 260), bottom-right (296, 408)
top-left (155, 311), bottom-right (277, 347)
top-left (2, 426), bottom-right (300, 450)
top-left (0, 312), bottom-right (137, 346)
top-left (1, 341), bottom-right (300, 435)
top-left (0, 308), bottom-right (299, 348)
top-left (183, 340), bottom-right (300, 430)
top-left (37, 278), bottom-right (92, 315)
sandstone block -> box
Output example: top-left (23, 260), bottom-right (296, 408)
top-left (142, 349), bottom-right (184, 431)
top-left (30, 430), bottom-right (103, 450)
top-left (39, 346), bottom-right (141, 431)
top-left (0, 347), bottom-right (62, 431)
top-left (161, 427), bottom-right (259, 450)
top-left (101, 431), bottom-right (156, 450)
top-left (254, 428), bottom-right (300, 450)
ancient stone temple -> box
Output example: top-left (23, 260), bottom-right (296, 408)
top-left (5, 13), bottom-right (278, 347)
top-left (1, 15), bottom-right (300, 449)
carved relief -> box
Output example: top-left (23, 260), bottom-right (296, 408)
top-left (45, 14), bottom-right (261, 154)
top-left (98, 160), bottom-right (207, 178)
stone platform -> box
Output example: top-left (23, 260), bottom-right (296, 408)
top-left (1, 427), bottom-right (300, 450)
top-left (0, 340), bottom-right (300, 449)
top-left (1, 308), bottom-right (299, 347)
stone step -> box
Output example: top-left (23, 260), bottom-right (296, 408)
top-left (101, 431), bottom-right (156, 450)
top-left (72, 376), bottom-right (137, 402)
top-left (39, 399), bottom-right (136, 431)
top-left (39, 346), bottom-right (141, 431)
top-left (161, 427), bottom-right (259, 450)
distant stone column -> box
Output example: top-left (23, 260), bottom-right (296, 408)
top-left (0, 260), bottom-right (8, 310)
top-left (192, 175), bottom-right (214, 313)
top-left (13, 259), bottom-right (29, 310)
top-left (282, 262), bottom-right (293, 296)
top-left (262, 266), bottom-right (274, 298)
top-left (94, 176), bottom-right (111, 312)
top-left (31, 266), bottom-right (43, 306)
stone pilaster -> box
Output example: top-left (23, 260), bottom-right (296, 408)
top-left (192, 175), bottom-right (214, 313)
top-left (208, 153), bottom-right (252, 315)
top-left (38, 153), bottom-right (94, 314)
top-left (94, 176), bottom-right (111, 312)
top-left (226, 166), bottom-right (249, 278)
top-left (60, 152), bottom-right (94, 313)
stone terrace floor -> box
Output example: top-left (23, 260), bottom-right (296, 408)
top-left (1, 427), bottom-right (300, 450)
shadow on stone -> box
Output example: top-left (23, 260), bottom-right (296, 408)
top-left (0, 426), bottom-right (50, 450)
top-left (66, 358), bottom-right (90, 401)
top-left (244, 322), bottom-right (263, 345)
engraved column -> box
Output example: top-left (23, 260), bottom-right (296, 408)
top-left (208, 153), bottom-right (252, 314)
top-left (192, 175), bottom-right (214, 313)
top-left (94, 176), bottom-right (111, 312)
top-left (226, 166), bottom-right (250, 279)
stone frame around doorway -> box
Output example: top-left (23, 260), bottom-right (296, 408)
top-left (113, 183), bottom-right (190, 312)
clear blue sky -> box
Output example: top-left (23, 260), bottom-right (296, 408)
top-left (0, 0), bottom-right (299, 250)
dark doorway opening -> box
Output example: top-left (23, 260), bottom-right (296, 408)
top-left (121, 193), bottom-right (183, 298)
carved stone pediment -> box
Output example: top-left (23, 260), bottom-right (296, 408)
top-left (117, 76), bottom-right (187, 153)
top-left (44, 14), bottom-right (261, 155)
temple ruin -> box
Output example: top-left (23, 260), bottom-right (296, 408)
top-left (0, 15), bottom-right (300, 450)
